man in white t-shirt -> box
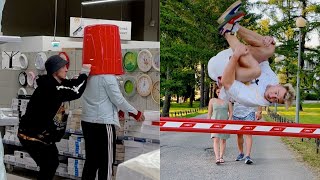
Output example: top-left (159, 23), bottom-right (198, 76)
top-left (208, 18), bottom-right (295, 107)
top-left (232, 103), bottom-right (262, 164)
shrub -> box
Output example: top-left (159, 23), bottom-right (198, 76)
top-left (305, 93), bottom-right (318, 100)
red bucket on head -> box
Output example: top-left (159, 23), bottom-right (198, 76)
top-left (82, 24), bottom-right (124, 75)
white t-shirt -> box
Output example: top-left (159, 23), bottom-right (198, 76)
top-left (208, 48), bottom-right (233, 81)
top-left (220, 61), bottom-right (279, 107)
top-left (233, 102), bottom-right (257, 118)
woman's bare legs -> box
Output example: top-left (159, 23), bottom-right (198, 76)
top-left (219, 139), bottom-right (227, 161)
top-left (213, 137), bottom-right (220, 162)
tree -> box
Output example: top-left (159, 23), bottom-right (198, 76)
top-left (160, 0), bottom-right (234, 116)
top-left (251, 0), bottom-right (320, 111)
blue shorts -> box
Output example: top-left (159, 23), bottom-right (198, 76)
top-left (232, 112), bottom-right (255, 121)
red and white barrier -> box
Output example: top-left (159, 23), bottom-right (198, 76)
top-left (153, 117), bottom-right (320, 138)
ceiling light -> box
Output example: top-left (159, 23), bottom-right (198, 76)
top-left (81, 0), bottom-right (120, 6)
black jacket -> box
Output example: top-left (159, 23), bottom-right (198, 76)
top-left (18, 74), bottom-right (88, 144)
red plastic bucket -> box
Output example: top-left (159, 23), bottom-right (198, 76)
top-left (83, 24), bottom-right (124, 75)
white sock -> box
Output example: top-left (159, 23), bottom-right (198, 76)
top-left (232, 23), bottom-right (240, 34)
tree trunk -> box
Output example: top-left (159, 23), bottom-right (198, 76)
top-left (161, 66), bottom-right (172, 117)
top-left (200, 63), bottom-right (205, 107)
top-left (189, 87), bottom-right (195, 108)
top-left (176, 95), bottom-right (179, 103)
top-left (299, 100), bottom-right (303, 111)
top-left (299, 0), bottom-right (306, 112)
top-left (204, 84), bottom-right (210, 106)
top-left (210, 83), bottom-right (213, 99)
top-left (286, 68), bottom-right (289, 83)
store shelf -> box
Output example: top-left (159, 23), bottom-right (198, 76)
top-left (4, 159), bottom-right (39, 171)
top-left (0, 117), bottom-right (19, 126)
top-left (59, 151), bottom-right (85, 159)
top-left (65, 130), bottom-right (124, 145)
top-left (4, 159), bottom-right (81, 179)
top-left (3, 139), bottom-right (85, 159)
top-left (123, 136), bottom-right (160, 144)
top-left (3, 139), bottom-right (123, 165)
top-left (66, 129), bottom-right (83, 135)
top-left (55, 171), bottom-right (81, 180)
top-left (3, 139), bottom-right (21, 146)
top-left (0, 35), bottom-right (21, 44)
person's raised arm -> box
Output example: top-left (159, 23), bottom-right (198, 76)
top-left (57, 64), bottom-right (91, 101)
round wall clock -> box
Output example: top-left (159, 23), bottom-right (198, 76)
top-left (122, 77), bottom-right (136, 97)
top-left (27, 71), bottom-right (36, 87)
top-left (19, 54), bottom-right (28, 70)
top-left (151, 80), bottom-right (160, 104)
top-left (152, 52), bottom-right (160, 71)
top-left (33, 75), bottom-right (39, 89)
top-left (18, 72), bottom-right (27, 86)
top-left (116, 76), bottom-right (123, 89)
top-left (123, 51), bottom-right (138, 72)
top-left (59, 52), bottom-right (70, 69)
top-left (137, 49), bottom-right (152, 72)
top-left (35, 52), bottom-right (47, 70)
top-left (137, 74), bottom-right (152, 97)
top-left (18, 88), bottom-right (27, 96)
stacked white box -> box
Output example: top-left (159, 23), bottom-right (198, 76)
top-left (69, 134), bottom-right (84, 142)
top-left (115, 144), bottom-right (125, 163)
top-left (141, 110), bottom-right (160, 135)
top-left (57, 163), bottom-right (68, 175)
top-left (68, 135), bottom-right (85, 155)
top-left (11, 98), bottom-right (29, 116)
top-left (56, 139), bottom-right (69, 152)
top-left (67, 158), bottom-right (84, 177)
top-left (13, 151), bottom-right (37, 167)
top-left (123, 140), bottom-right (143, 161)
top-left (4, 154), bottom-right (15, 162)
top-left (4, 125), bottom-right (20, 143)
top-left (143, 111), bottom-right (160, 121)
top-left (123, 111), bottom-right (160, 161)
top-left (67, 109), bottom-right (82, 131)
top-left (14, 151), bottom-right (31, 159)
top-left (116, 120), bottom-right (125, 137)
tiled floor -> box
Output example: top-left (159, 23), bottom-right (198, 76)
top-left (7, 173), bottom-right (30, 180)
top-left (7, 171), bottom-right (68, 180)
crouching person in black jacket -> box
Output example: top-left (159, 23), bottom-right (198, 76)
top-left (17, 55), bottom-right (91, 180)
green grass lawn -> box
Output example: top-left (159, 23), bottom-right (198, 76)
top-left (169, 101), bottom-right (202, 111)
top-left (281, 137), bottom-right (320, 176)
top-left (161, 101), bottom-right (208, 118)
top-left (266, 103), bottom-right (320, 176)
top-left (268, 103), bottom-right (320, 124)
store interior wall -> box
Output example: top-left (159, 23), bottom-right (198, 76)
top-left (143, 0), bottom-right (159, 41)
top-left (0, 0), bottom-right (159, 107)
top-left (1, 0), bottom-right (159, 41)
top-left (0, 70), bottom-right (20, 107)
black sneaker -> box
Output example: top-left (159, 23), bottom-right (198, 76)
top-left (244, 156), bottom-right (253, 164)
top-left (235, 153), bottom-right (244, 161)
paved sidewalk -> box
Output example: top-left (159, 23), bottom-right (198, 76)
top-left (160, 114), bottom-right (318, 180)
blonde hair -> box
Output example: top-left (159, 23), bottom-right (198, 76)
top-left (282, 83), bottom-right (295, 109)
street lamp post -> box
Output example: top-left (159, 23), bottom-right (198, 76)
top-left (274, 57), bottom-right (280, 114)
top-left (274, 56), bottom-right (285, 114)
top-left (295, 17), bottom-right (307, 124)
